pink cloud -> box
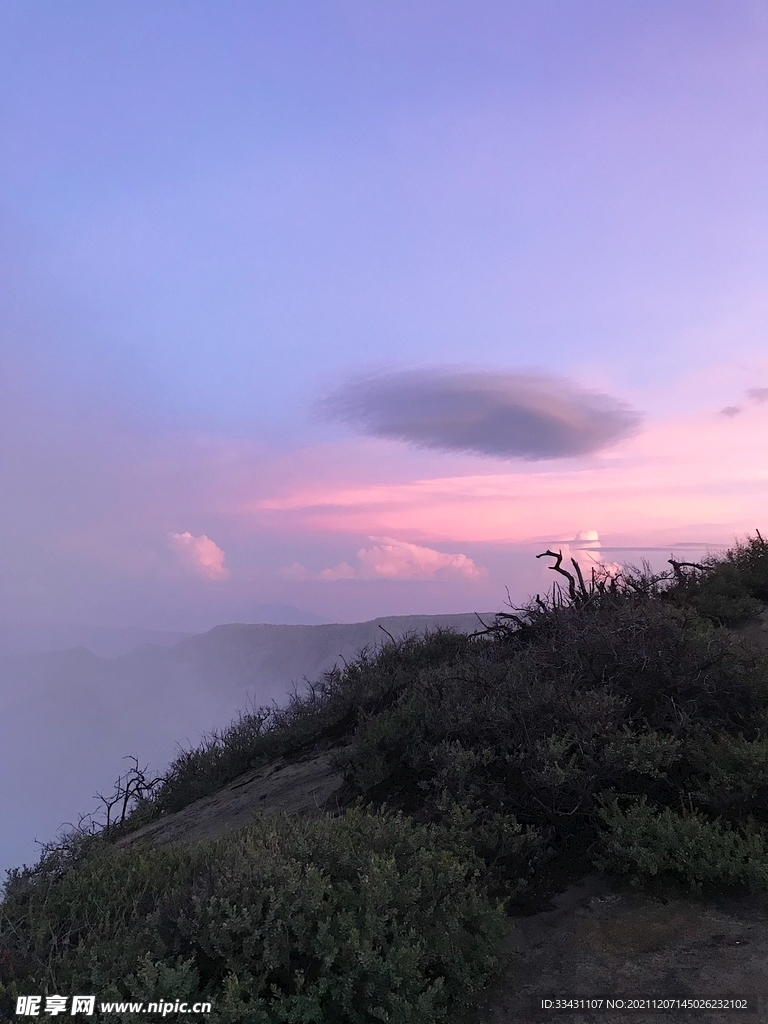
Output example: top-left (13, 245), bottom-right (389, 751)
top-left (279, 537), bottom-right (483, 582)
top-left (167, 531), bottom-right (229, 579)
top-left (358, 537), bottom-right (483, 579)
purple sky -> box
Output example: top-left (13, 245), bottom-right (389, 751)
top-left (1, 0), bottom-right (767, 631)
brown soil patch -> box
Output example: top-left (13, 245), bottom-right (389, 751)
top-left (461, 877), bottom-right (768, 1024)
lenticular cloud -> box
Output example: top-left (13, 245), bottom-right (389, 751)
top-left (321, 368), bottom-right (642, 460)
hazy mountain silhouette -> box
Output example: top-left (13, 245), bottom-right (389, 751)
top-left (0, 604), bottom-right (322, 657)
top-left (0, 612), bottom-right (490, 876)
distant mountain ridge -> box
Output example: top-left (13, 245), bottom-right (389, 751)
top-left (0, 602), bottom-right (326, 657)
top-left (0, 611), bottom-right (494, 875)
top-left (130, 613), bottom-right (491, 695)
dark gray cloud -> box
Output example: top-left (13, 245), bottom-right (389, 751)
top-left (720, 405), bottom-right (742, 418)
top-left (321, 369), bottom-right (642, 460)
top-left (747, 388), bottom-right (768, 404)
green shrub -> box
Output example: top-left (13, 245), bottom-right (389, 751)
top-left (667, 533), bottom-right (768, 625)
top-left (340, 597), bottom-right (768, 879)
top-left (688, 565), bottom-right (763, 626)
top-left (686, 734), bottom-right (768, 819)
top-left (0, 808), bottom-right (506, 1023)
top-left (720, 532), bottom-right (768, 603)
top-left (602, 728), bottom-right (682, 780)
top-left (595, 796), bottom-right (768, 890)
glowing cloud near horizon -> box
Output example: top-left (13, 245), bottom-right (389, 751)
top-left (550, 529), bottom-right (623, 580)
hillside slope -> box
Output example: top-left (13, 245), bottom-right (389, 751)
top-left (0, 611), bottom-right (490, 874)
top-left (6, 539), bottom-right (768, 1022)
top-left (112, 600), bottom-right (768, 1024)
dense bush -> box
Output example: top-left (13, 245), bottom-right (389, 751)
top-left (668, 531), bottom-right (768, 625)
top-left (336, 596), bottom-right (768, 887)
top-left (0, 808), bottom-right (506, 1023)
top-left (596, 796), bottom-right (768, 890)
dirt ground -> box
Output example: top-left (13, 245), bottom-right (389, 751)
top-left (458, 876), bottom-right (768, 1024)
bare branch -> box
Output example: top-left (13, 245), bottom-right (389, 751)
top-left (378, 625), bottom-right (397, 644)
top-left (571, 557), bottom-right (588, 599)
top-left (536, 549), bottom-right (577, 602)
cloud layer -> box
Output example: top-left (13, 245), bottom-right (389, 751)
top-left (321, 369), bottom-right (642, 461)
top-left (719, 387), bottom-right (768, 418)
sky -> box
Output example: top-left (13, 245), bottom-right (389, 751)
top-left (1, 0), bottom-right (767, 633)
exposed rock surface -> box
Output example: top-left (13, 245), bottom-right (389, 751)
top-left (117, 750), bottom-right (346, 849)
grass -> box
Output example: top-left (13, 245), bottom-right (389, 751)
top-left (3, 533), bottom-right (768, 1021)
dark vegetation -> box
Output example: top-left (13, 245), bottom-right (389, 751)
top-left (3, 534), bottom-right (768, 1021)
